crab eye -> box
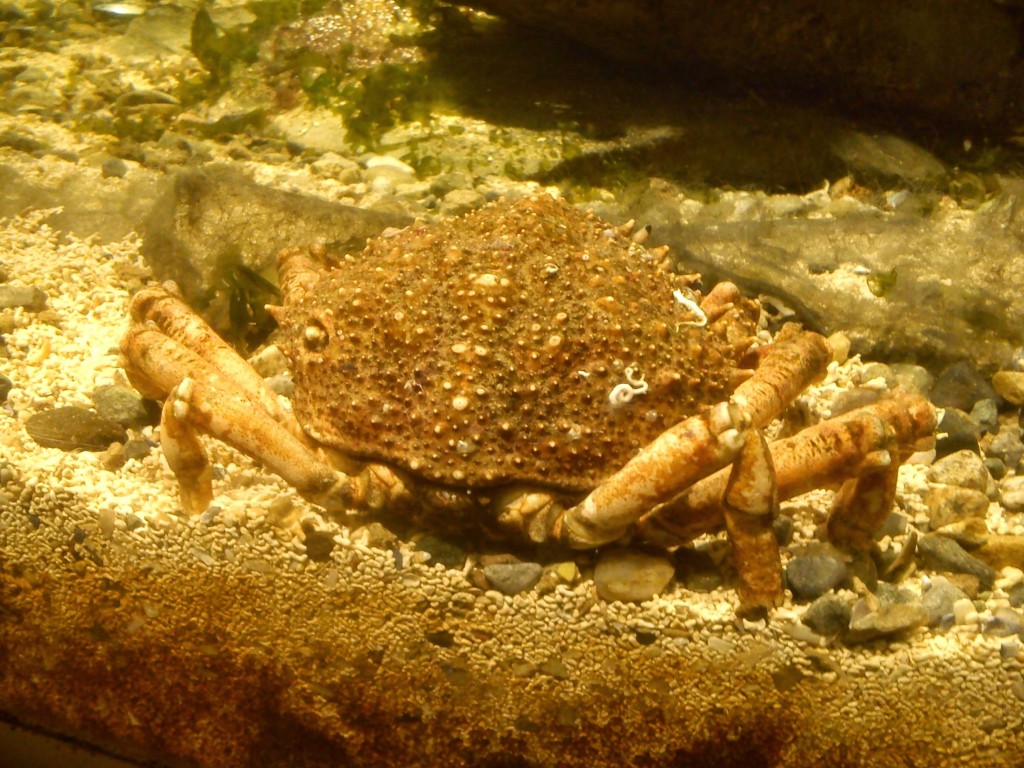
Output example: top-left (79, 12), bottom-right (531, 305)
top-left (303, 320), bottom-right (330, 351)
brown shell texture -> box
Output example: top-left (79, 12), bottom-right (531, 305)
top-left (279, 196), bottom-right (759, 492)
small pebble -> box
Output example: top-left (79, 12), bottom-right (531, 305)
top-left (801, 593), bottom-right (851, 637)
top-left (923, 485), bottom-right (989, 529)
top-left (917, 534), bottom-right (995, 588)
top-left (935, 409), bottom-right (981, 457)
top-left (999, 475), bottom-right (1024, 512)
top-left (0, 284), bottom-right (47, 310)
top-left (920, 576), bottom-right (969, 626)
top-left (594, 548), bottom-right (675, 603)
top-left (993, 370), bottom-right (1024, 406)
top-left (926, 449), bottom-right (992, 492)
top-left (0, 373), bottom-right (11, 402)
top-left (785, 553), bottom-right (847, 601)
top-left (92, 383), bottom-right (157, 430)
top-left (932, 361), bottom-right (997, 412)
top-left (969, 399), bottom-right (999, 434)
top-left (987, 428), bottom-right (1024, 472)
top-left (25, 406), bottom-right (126, 451)
top-left (483, 562), bottom-right (543, 596)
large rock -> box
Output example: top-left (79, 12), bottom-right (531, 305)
top-left (610, 175), bottom-right (1024, 371)
top-left (453, 0), bottom-right (1024, 129)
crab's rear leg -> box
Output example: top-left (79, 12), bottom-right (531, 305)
top-left (549, 330), bottom-right (830, 549)
top-left (639, 393), bottom-right (936, 606)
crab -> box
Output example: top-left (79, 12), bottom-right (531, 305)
top-left (121, 195), bottom-right (936, 614)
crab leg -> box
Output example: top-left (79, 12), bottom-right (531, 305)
top-left (122, 324), bottom-right (355, 514)
top-left (552, 331), bottom-right (831, 547)
top-left (722, 430), bottom-right (783, 613)
top-left (638, 393), bottom-right (936, 547)
top-left (128, 284), bottom-right (299, 433)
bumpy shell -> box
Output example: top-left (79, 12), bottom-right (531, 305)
top-left (278, 196), bottom-right (758, 492)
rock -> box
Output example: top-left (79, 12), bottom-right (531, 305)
top-left (123, 438), bottom-right (155, 462)
top-left (890, 363), bottom-right (934, 397)
top-left (0, 284), bottom-right (47, 311)
top-left (415, 534), bottom-right (467, 570)
top-left (25, 407), bottom-right (126, 451)
top-left (932, 362), bottom-right (999, 413)
top-left (920, 576), bottom-right (970, 626)
top-left (847, 600), bottom-right (930, 640)
top-left (1000, 476), bottom-right (1024, 512)
top-left (364, 155), bottom-right (416, 184)
top-left (772, 514), bottom-right (794, 547)
top-left (594, 549), bottom-right (675, 603)
top-left (923, 485), bottom-right (990, 529)
top-left (801, 593), bottom-right (851, 637)
top-left (933, 518), bottom-right (989, 549)
top-left (301, 526), bottom-right (335, 563)
top-left (458, 0), bottom-right (1023, 130)
top-left (983, 606), bottom-right (1024, 637)
top-left (927, 449), bottom-right (992, 491)
top-left (92, 383), bottom-right (158, 430)
top-left (935, 409), bottom-right (981, 457)
top-left (975, 535), bottom-right (1024, 571)
top-left (483, 562), bottom-right (543, 596)
top-left (917, 534), bottom-right (995, 589)
top-left (829, 386), bottom-right (884, 417)
top-left (442, 188), bottom-right (486, 216)
top-left (985, 458), bottom-right (1008, 481)
top-left (987, 428), bottom-right (1024, 472)
top-left (0, 373), bottom-right (11, 402)
top-left (969, 399), bottom-right (999, 434)
top-left (993, 371), bottom-right (1024, 406)
top-left (139, 167), bottom-right (410, 324)
top-left (360, 522), bottom-right (398, 550)
top-left (534, 561), bottom-right (580, 596)
top-left (785, 554), bottom-right (847, 601)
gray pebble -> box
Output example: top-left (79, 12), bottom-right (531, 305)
top-left (890, 363), bottom-right (934, 396)
top-left (935, 409), bottom-right (980, 457)
top-left (969, 398), bottom-right (999, 434)
top-left (772, 514), bottom-right (794, 546)
top-left (25, 406), bottom-right (126, 451)
top-left (987, 428), bottom-right (1024, 472)
top-left (442, 188), bottom-right (485, 216)
top-left (785, 554), bottom-right (847, 601)
top-left (923, 485), bottom-right (990, 529)
top-left (594, 548), bottom-right (675, 603)
top-left (0, 284), bottom-right (47, 311)
top-left (801, 593), bottom-right (851, 637)
top-left (101, 156), bottom-right (128, 178)
top-left (123, 438), bottom-right (154, 462)
top-left (920, 575), bottom-right (969, 625)
top-left (483, 562), bottom-right (543, 596)
top-left (926, 449), bottom-right (992, 492)
top-left (999, 475), bottom-right (1024, 512)
top-left (829, 386), bottom-right (884, 417)
top-left (847, 600), bottom-right (929, 639)
top-left (92, 383), bottom-right (157, 430)
top-left (415, 534), bottom-right (467, 569)
top-left (932, 361), bottom-right (997, 412)
top-left (983, 606), bottom-right (1024, 637)
top-left (985, 457), bottom-right (1008, 481)
top-left (1008, 582), bottom-right (1024, 608)
top-left (917, 534), bottom-right (995, 588)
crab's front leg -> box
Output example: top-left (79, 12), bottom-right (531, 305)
top-left (122, 323), bottom-right (356, 514)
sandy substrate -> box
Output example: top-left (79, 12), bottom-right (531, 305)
top-left (1, 210), bottom-right (1023, 767)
